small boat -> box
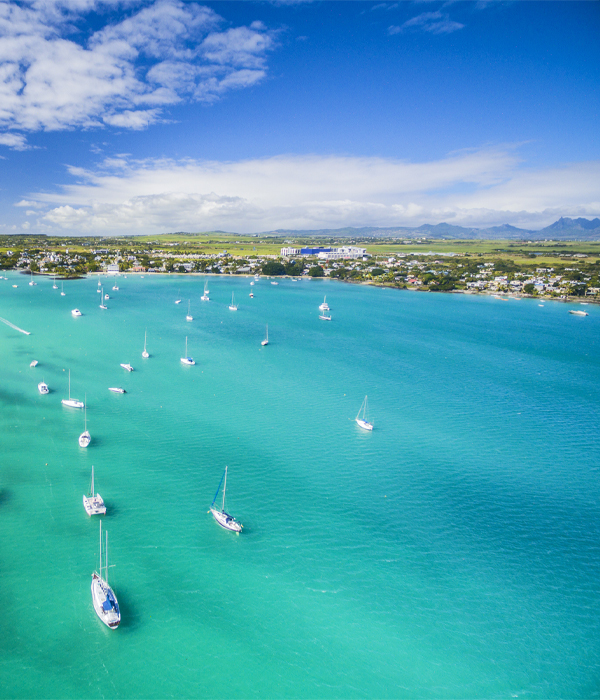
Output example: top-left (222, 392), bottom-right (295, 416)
top-left (175, 289), bottom-right (181, 304)
top-left (355, 395), bottom-right (373, 431)
top-left (142, 330), bottom-right (149, 358)
top-left (319, 312), bottom-right (332, 321)
top-left (30, 360), bottom-right (38, 368)
top-left (229, 292), bottom-right (238, 311)
top-left (98, 280), bottom-right (102, 287)
top-left (28, 270), bottom-right (36, 286)
top-left (271, 281), bottom-right (278, 285)
top-left (261, 324), bottom-right (269, 346)
top-left (104, 293), bottom-right (110, 300)
top-left (112, 285), bottom-right (119, 291)
top-left (538, 304), bottom-right (544, 307)
top-left (319, 296), bottom-right (330, 311)
top-left (91, 521), bottom-right (120, 629)
top-left (61, 281), bottom-right (65, 296)
top-left (186, 300), bottom-right (193, 322)
top-left (71, 308), bottom-right (82, 316)
top-left (38, 381), bottom-right (49, 395)
top-left (201, 281), bottom-right (209, 301)
top-left (108, 387), bottom-right (126, 394)
top-left (569, 310), bottom-right (589, 316)
top-left (249, 292), bottom-right (254, 298)
top-left (83, 465), bottom-right (105, 516)
top-left (52, 275), bottom-right (58, 290)
top-left (210, 466), bottom-right (243, 533)
top-left (79, 396), bottom-right (91, 447)
top-left (62, 370), bottom-right (84, 408)
top-left (120, 363), bottom-right (134, 372)
top-left (250, 281), bottom-right (254, 286)
top-left (180, 336), bottom-right (195, 365)
top-left (97, 288), bottom-right (101, 293)
top-left (12, 284), bottom-right (17, 288)
top-left (99, 288), bottom-right (108, 309)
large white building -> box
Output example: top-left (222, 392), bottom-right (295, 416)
top-left (317, 246), bottom-right (368, 261)
top-left (281, 247), bottom-right (301, 256)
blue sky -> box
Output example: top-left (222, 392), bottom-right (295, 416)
top-left (0, 0), bottom-right (599, 235)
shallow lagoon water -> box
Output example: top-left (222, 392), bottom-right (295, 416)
top-left (1, 272), bottom-right (599, 699)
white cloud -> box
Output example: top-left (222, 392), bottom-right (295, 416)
top-left (20, 148), bottom-right (600, 234)
top-left (389, 11), bottom-right (465, 35)
top-left (0, 0), bottom-right (276, 147)
top-left (0, 132), bottom-right (29, 149)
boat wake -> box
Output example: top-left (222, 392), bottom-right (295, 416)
top-left (0, 316), bottom-right (31, 335)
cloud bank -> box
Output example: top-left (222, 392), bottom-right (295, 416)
top-left (0, 0), bottom-right (275, 146)
top-left (16, 147), bottom-right (600, 234)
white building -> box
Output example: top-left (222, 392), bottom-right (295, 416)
top-left (317, 246), bottom-right (368, 261)
top-left (281, 247), bottom-right (301, 256)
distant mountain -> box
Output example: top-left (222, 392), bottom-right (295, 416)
top-left (262, 218), bottom-right (600, 240)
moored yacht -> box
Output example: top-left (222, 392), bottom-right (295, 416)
top-left (210, 466), bottom-right (243, 533)
top-left (355, 395), bottom-right (373, 431)
top-left (229, 292), bottom-right (238, 311)
top-left (38, 381), bottom-right (49, 395)
top-left (569, 309), bottom-right (589, 316)
top-left (180, 336), bottom-right (195, 365)
top-left (91, 521), bottom-right (120, 629)
top-left (30, 360), bottom-right (38, 367)
top-left (83, 465), bottom-right (105, 515)
top-left (71, 308), bottom-right (82, 316)
top-left (62, 370), bottom-right (84, 408)
top-left (319, 296), bottom-right (330, 311)
top-left (79, 396), bottom-right (91, 447)
top-left (108, 387), bottom-right (126, 393)
top-left (120, 363), bottom-right (134, 372)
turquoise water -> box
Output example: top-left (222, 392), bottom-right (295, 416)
top-left (1, 272), bottom-right (599, 699)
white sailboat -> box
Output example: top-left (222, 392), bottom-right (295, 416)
top-left (175, 289), bottom-right (181, 304)
top-left (355, 395), bottom-right (373, 431)
top-left (180, 336), bottom-right (195, 365)
top-left (61, 281), bottom-right (65, 296)
top-left (62, 370), bottom-right (84, 408)
top-left (186, 299), bottom-right (193, 322)
top-left (52, 275), bottom-right (58, 289)
top-left (30, 360), bottom-right (38, 367)
top-left (28, 270), bottom-right (36, 286)
top-left (210, 466), bottom-right (242, 533)
top-left (91, 520), bottom-right (120, 629)
top-left (112, 283), bottom-right (119, 291)
top-left (38, 380), bottom-right (49, 395)
top-left (261, 324), bottom-right (269, 346)
top-left (71, 308), bottom-right (82, 316)
top-left (201, 280), bottom-right (209, 301)
top-left (99, 287), bottom-right (107, 309)
top-left (104, 293), bottom-right (110, 300)
top-left (83, 465), bottom-right (106, 515)
top-left (142, 330), bottom-right (149, 358)
top-left (229, 292), bottom-right (238, 311)
top-left (319, 296), bottom-right (330, 311)
top-left (79, 395), bottom-right (91, 447)
top-left (319, 311), bottom-right (332, 321)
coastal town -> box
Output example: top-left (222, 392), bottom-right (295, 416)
top-left (1, 234), bottom-right (599, 301)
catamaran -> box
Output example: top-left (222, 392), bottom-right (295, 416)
top-left (355, 395), bottom-right (373, 431)
top-left (180, 336), bottom-right (195, 365)
top-left (319, 296), bottom-right (330, 311)
top-left (91, 520), bottom-right (120, 629)
top-left (62, 370), bottom-right (84, 408)
top-left (186, 300), bottom-right (193, 322)
top-left (83, 465), bottom-right (105, 515)
top-left (38, 381), bottom-right (49, 395)
top-left (229, 292), bottom-right (238, 311)
top-left (210, 466), bottom-right (243, 533)
top-left (79, 395), bottom-right (91, 447)
top-left (261, 324), bottom-right (269, 346)
top-left (142, 330), bottom-right (149, 358)
top-left (99, 288), bottom-right (108, 310)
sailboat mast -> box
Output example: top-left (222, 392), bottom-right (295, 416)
top-left (222, 466), bottom-right (227, 512)
top-left (99, 520), bottom-right (102, 574)
top-left (105, 531), bottom-right (108, 584)
top-left (91, 465), bottom-right (95, 497)
top-left (68, 370), bottom-right (71, 399)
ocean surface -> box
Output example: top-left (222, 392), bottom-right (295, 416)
top-left (1, 272), bottom-right (599, 699)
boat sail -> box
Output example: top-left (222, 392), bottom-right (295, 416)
top-left (261, 324), bottom-right (269, 346)
top-left (142, 330), bottom-right (149, 358)
top-left (62, 370), bottom-right (84, 408)
top-left (83, 465), bottom-right (106, 515)
top-left (229, 292), bottom-right (237, 311)
top-left (355, 395), bottom-right (373, 431)
top-left (91, 520), bottom-right (120, 629)
top-left (79, 395), bottom-right (91, 447)
top-left (210, 466), bottom-right (243, 533)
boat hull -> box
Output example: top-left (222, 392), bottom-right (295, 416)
top-left (91, 574), bottom-right (120, 628)
top-left (356, 418), bottom-right (373, 431)
top-left (38, 383), bottom-right (49, 394)
top-left (62, 398), bottom-right (84, 408)
top-left (210, 508), bottom-right (242, 532)
top-left (79, 431), bottom-right (91, 447)
top-left (108, 387), bottom-right (126, 393)
top-left (83, 494), bottom-right (106, 516)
